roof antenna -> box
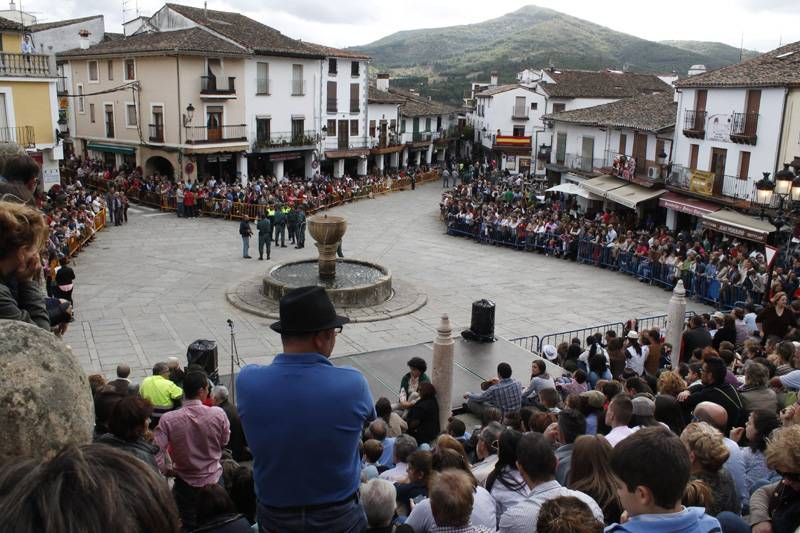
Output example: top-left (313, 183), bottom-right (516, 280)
top-left (204, 1), bottom-right (208, 21)
top-left (739, 32), bottom-right (744, 62)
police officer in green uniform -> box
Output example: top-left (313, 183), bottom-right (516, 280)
top-left (295, 206), bottom-right (306, 249)
top-left (287, 205), bottom-right (299, 245)
top-left (257, 214), bottom-right (272, 260)
top-left (273, 204), bottom-right (288, 247)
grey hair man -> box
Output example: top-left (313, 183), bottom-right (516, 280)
top-left (210, 384), bottom-right (250, 463)
top-left (379, 434), bottom-right (417, 482)
top-left (472, 421), bottom-right (504, 485)
top-left (360, 479), bottom-right (397, 530)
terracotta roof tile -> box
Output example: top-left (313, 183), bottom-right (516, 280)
top-left (0, 16), bottom-right (22, 32)
top-left (386, 87), bottom-right (459, 117)
top-left (541, 69), bottom-right (670, 99)
top-left (542, 92), bottom-right (677, 133)
top-left (28, 15), bottom-right (102, 32)
top-left (674, 41), bottom-right (799, 88)
top-left (368, 86), bottom-right (404, 104)
top-left (475, 84), bottom-right (534, 97)
top-left (57, 27), bottom-right (247, 58)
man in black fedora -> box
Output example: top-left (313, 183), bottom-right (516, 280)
top-left (236, 286), bottom-right (374, 533)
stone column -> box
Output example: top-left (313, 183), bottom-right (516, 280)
top-left (376, 154), bottom-right (385, 175)
top-left (357, 156), bottom-right (368, 176)
top-left (304, 152), bottom-right (314, 179)
top-left (425, 144), bottom-right (433, 164)
top-left (273, 160), bottom-right (285, 180)
top-left (390, 151), bottom-right (399, 169)
top-left (237, 154), bottom-right (248, 186)
top-left (414, 150), bottom-right (421, 166)
top-left (432, 314), bottom-right (455, 432)
top-left (334, 159), bottom-right (345, 178)
top-left (664, 280), bottom-right (687, 369)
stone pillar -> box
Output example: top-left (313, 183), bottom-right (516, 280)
top-left (431, 314), bottom-right (455, 432)
top-left (414, 150), bottom-right (421, 166)
top-left (441, 146), bottom-right (447, 163)
top-left (390, 151), bottom-right (399, 169)
top-left (357, 156), bottom-right (368, 176)
top-left (376, 154), bottom-right (385, 175)
top-left (273, 160), bottom-right (285, 180)
top-left (425, 144), bottom-right (433, 164)
top-left (237, 154), bottom-right (248, 185)
top-left (665, 208), bottom-right (677, 232)
top-left (304, 152), bottom-right (314, 179)
top-left (334, 159), bottom-right (345, 178)
top-left (664, 280), bottom-right (687, 369)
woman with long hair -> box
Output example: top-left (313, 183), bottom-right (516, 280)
top-left (624, 331), bottom-right (648, 376)
top-left (375, 397), bottom-right (407, 438)
top-left (681, 422), bottom-right (740, 516)
top-left (567, 435), bottom-right (622, 525)
top-left (730, 409), bottom-right (781, 495)
top-left (757, 291), bottom-right (796, 343)
top-left (486, 429), bottom-right (530, 522)
top-left (406, 382), bottom-right (440, 445)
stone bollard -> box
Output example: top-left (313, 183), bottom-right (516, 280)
top-left (664, 280), bottom-right (687, 370)
top-left (432, 314), bottom-right (455, 432)
top-left (0, 321), bottom-right (94, 461)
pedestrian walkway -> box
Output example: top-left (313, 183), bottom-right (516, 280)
top-left (63, 182), bottom-right (710, 379)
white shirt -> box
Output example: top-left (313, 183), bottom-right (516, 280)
top-left (405, 486), bottom-right (497, 533)
top-left (489, 467), bottom-right (532, 522)
top-left (472, 455), bottom-right (499, 487)
top-left (605, 425), bottom-right (635, 447)
top-left (626, 345), bottom-right (648, 375)
top-left (498, 480), bottom-right (603, 533)
top-left (379, 462), bottom-right (408, 482)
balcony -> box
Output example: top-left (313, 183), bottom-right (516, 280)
top-left (349, 99), bottom-right (360, 113)
top-left (200, 76), bottom-right (236, 96)
top-left (0, 126), bottom-right (35, 147)
top-left (324, 137), bottom-right (368, 151)
top-left (373, 133), bottom-right (402, 148)
top-left (184, 124), bottom-right (246, 144)
top-left (730, 112), bottom-right (758, 145)
top-left (411, 131), bottom-right (433, 143)
top-left (291, 79), bottom-right (306, 96)
top-left (665, 163), bottom-right (776, 207)
top-left (491, 133), bottom-right (532, 150)
top-left (148, 124), bottom-right (164, 143)
top-left (256, 78), bottom-right (271, 95)
top-left (56, 76), bottom-right (68, 95)
top-left (0, 53), bottom-right (53, 77)
top-left (511, 106), bottom-right (529, 120)
top-left (682, 109), bottom-right (707, 139)
top-left (326, 98), bottom-right (337, 113)
top-left (602, 151), bottom-right (662, 183)
top-left (255, 130), bottom-right (320, 149)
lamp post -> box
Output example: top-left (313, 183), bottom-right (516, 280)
top-left (754, 165), bottom-right (800, 303)
top-left (182, 103), bottom-right (195, 128)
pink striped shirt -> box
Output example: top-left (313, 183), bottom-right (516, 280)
top-left (154, 399), bottom-right (230, 487)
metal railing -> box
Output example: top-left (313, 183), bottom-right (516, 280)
top-left (682, 109), bottom-right (707, 135)
top-left (412, 131), bottom-right (432, 142)
top-left (324, 137), bottom-right (368, 150)
top-left (291, 79), bottom-right (306, 96)
top-left (350, 99), bottom-right (360, 113)
top-left (148, 124), bottom-right (164, 143)
top-left (0, 53), bottom-right (52, 77)
top-left (667, 163), bottom-right (765, 205)
top-left (256, 78), bottom-right (270, 95)
top-left (201, 76), bottom-right (236, 95)
top-left (56, 76), bottom-right (68, 94)
top-left (0, 125), bottom-right (35, 147)
top-left (184, 124), bottom-right (247, 144)
top-left (730, 112), bottom-right (758, 142)
top-left (255, 130), bottom-right (320, 148)
top-left (511, 106), bottom-right (528, 119)
top-left (327, 97), bottom-right (337, 113)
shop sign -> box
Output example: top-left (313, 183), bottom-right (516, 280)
top-left (689, 170), bottom-right (716, 196)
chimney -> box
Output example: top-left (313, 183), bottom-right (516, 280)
top-left (78, 29), bottom-right (91, 49)
top-left (688, 64), bottom-right (707, 77)
top-left (8, 0), bottom-right (15, 10)
top-left (376, 72), bottom-right (389, 92)
top-left (490, 71), bottom-right (498, 87)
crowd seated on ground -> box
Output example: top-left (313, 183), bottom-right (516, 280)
top-left (64, 154), bottom-right (438, 218)
top-left (442, 179), bottom-right (800, 308)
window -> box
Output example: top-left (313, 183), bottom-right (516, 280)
top-left (369, 120), bottom-right (376, 138)
top-left (256, 117), bottom-right (270, 143)
top-left (104, 104), bottom-right (114, 138)
top-left (710, 148), bottom-right (727, 179)
top-left (530, 102), bottom-right (538, 110)
top-left (513, 126), bottom-right (525, 136)
top-left (514, 96), bottom-right (526, 117)
top-left (350, 119), bottom-right (358, 136)
top-left (351, 61), bottom-right (359, 77)
top-left (89, 103), bottom-right (95, 123)
top-left (552, 103), bottom-right (565, 113)
top-left (326, 119), bottom-right (336, 136)
top-left (738, 151), bottom-right (751, 180)
top-left (292, 64), bottom-right (304, 95)
top-left (151, 105), bottom-right (164, 142)
top-left (107, 60), bottom-right (113, 80)
top-left (124, 59), bottom-right (135, 80)
top-left (326, 81), bottom-right (337, 112)
top-left (88, 61), bottom-right (98, 82)
top-left (349, 83), bottom-right (359, 113)
top-left (425, 118), bottom-right (431, 131)
top-left (256, 62), bottom-right (269, 95)
top-left (125, 103), bottom-right (137, 127)
top-left (400, 119), bottom-right (405, 133)
top-left (689, 144), bottom-right (699, 169)
top-left (390, 119), bottom-right (396, 132)
top-left (436, 116), bottom-right (442, 130)
top-left (291, 118), bottom-right (304, 140)
top-left (77, 84), bottom-right (85, 113)
top-left (328, 58), bottom-right (337, 74)
top-left (618, 134), bottom-right (627, 155)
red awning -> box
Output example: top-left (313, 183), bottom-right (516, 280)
top-left (658, 192), bottom-right (720, 217)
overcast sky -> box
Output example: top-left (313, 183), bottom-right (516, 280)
top-left (18, 0), bottom-right (800, 52)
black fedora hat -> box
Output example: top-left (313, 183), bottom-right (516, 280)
top-left (270, 286), bottom-right (350, 334)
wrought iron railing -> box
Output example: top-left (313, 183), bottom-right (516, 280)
top-left (200, 76), bottom-right (236, 94)
top-left (512, 106), bottom-right (528, 119)
top-left (291, 79), bottom-right (306, 96)
top-left (148, 124), bottom-right (164, 143)
top-left (184, 124), bottom-right (247, 144)
top-left (682, 109), bottom-right (707, 135)
top-left (256, 78), bottom-right (270, 95)
top-left (255, 130), bottom-right (320, 148)
top-left (730, 112), bottom-right (758, 142)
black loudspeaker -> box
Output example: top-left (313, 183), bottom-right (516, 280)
top-left (186, 339), bottom-right (219, 383)
top-left (461, 299), bottom-right (496, 343)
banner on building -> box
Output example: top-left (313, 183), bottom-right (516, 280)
top-left (689, 170), bottom-right (716, 196)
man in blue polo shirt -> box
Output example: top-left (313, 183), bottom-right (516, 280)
top-left (236, 286), bottom-right (374, 533)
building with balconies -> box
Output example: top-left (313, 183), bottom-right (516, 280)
top-left (542, 91), bottom-right (676, 214)
top-left (666, 40), bottom-right (800, 240)
top-left (0, 16), bottom-right (61, 189)
top-left (367, 76), bottom-right (403, 175)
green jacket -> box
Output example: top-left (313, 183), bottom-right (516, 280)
top-left (274, 209), bottom-right (287, 225)
top-left (256, 218), bottom-right (272, 235)
top-left (287, 210), bottom-right (299, 226)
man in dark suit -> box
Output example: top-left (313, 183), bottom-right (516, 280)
top-left (107, 364), bottom-right (138, 395)
top-left (211, 385), bottom-right (250, 462)
top-left (680, 315), bottom-right (712, 363)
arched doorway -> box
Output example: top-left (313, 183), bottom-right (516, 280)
top-left (145, 156), bottom-right (174, 179)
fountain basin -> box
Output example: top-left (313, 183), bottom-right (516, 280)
top-left (307, 215), bottom-right (347, 245)
top-left (263, 259), bottom-right (392, 307)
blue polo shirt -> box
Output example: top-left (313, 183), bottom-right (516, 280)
top-left (236, 353), bottom-right (375, 507)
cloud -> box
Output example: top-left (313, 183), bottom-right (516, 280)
top-left (226, 0), bottom-right (378, 24)
top-left (736, 0), bottom-right (800, 12)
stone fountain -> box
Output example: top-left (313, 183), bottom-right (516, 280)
top-left (262, 213), bottom-right (393, 307)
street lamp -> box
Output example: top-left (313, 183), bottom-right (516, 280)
top-left (182, 103), bottom-right (195, 127)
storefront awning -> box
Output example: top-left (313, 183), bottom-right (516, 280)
top-left (183, 144), bottom-right (248, 155)
top-left (582, 175), bottom-right (627, 197)
top-left (546, 182), bottom-right (602, 201)
top-left (606, 184), bottom-right (666, 209)
top-left (659, 192), bottom-right (720, 217)
top-left (86, 142), bottom-right (135, 155)
top-left (701, 209), bottom-right (776, 244)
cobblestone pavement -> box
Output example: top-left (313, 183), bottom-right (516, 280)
top-left (63, 181), bottom-right (710, 379)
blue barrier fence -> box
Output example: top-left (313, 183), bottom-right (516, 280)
top-left (446, 218), bottom-right (763, 310)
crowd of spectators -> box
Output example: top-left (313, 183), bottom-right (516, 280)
top-left (442, 179), bottom-right (800, 308)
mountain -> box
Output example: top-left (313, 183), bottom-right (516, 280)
top-left (349, 5), bottom-right (760, 104)
top-left (660, 40), bottom-right (761, 64)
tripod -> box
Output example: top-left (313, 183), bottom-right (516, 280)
top-left (227, 319), bottom-right (245, 403)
